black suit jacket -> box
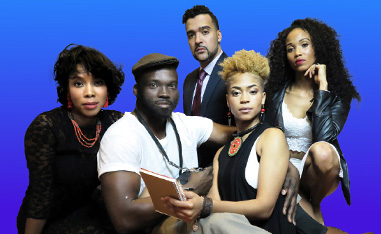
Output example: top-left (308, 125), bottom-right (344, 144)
top-left (183, 52), bottom-right (230, 125)
top-left (183, 52), bottom-right (233, 167)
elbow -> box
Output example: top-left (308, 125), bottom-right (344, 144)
top-left (259, 208), bottom-right (274, 220)
top-left (113, 222), bottom-right (138, 234)
top-left (111, 217), bottom-right (141, 234)
top-left (256, 203), bottom-right (276, 220)
top-left (313, 131), bottom-right (338, 142)
top-left (112, 219), bottom-right (130, 234)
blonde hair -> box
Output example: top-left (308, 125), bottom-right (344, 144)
top-left (219, 49), bottom-right (269, 84)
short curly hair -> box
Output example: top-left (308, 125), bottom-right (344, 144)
top-left (266, 18), bottom-right (360, 105)
top-left (182, 5), bottom-right (219, 30)
top-left (54, 44), bottom-right (125, 108)
top-left (219, 49), bottom-right (269, 87)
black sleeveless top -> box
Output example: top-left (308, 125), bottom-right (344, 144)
top-left (218, 122), bottom-right (296, 234)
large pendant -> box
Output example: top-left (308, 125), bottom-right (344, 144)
top-left (228, 137), bottom-right (242, 157)
top-left (192, 221), bottom-right (199, 232)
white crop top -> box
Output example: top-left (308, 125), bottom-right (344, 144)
top-left (282, 101), bottom-right (312, 153)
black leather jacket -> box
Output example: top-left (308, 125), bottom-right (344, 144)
top-left (265, 83), bottom-right (351, 205)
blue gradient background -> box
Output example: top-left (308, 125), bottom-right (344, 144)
top-left (1, 0), bottom-right (379, 233)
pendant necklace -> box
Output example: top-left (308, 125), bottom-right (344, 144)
top-left (228, 122), bottom-right (261, 157)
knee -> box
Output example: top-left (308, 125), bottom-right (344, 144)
top-left (309, 143), bottom-right (339, 175)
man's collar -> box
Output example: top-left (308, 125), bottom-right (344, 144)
top-left (201, 50), bottom-right (223, 75)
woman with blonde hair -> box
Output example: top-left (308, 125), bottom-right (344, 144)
top-left (162, 49), bottom-right (296, 233)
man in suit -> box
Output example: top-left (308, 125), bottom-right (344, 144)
top-left (182, 5), bottom-right (232, 167)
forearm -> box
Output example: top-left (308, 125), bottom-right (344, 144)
top-left (212, 198), bottom-right (275, 220)
top-left (25, 218), bottom-right (46, 234)
top-left (24, 115), bottom-right (56, 227)
top-left (206, 149), bottom-right (222, 201)
top-left (183, 167), bottom-right (213, 196)
top-left (209, 123), bottom-right (236, 145)
top-left (101, 171), bottom-right (165, 233)
top-left (108, 197), bottom-right (164, 233)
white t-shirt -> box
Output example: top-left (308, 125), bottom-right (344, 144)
top-left (97, 112), bottom-right (213, 195)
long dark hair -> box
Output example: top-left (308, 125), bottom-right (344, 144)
top-left (266, 18), bottom-right (360, 106)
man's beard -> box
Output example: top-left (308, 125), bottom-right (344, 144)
top-left (137, 93), bottom-right (179, 119)
top-left (193, 45), bottom-right (218, 64)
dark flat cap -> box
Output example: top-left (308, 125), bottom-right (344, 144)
top-left (132, 53), bottom-right (179, 77)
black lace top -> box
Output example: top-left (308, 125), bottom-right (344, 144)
top-left (17, 107), bottom-right (123, 231)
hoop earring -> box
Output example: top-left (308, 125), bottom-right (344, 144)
top-left (227, 109), bottom-right (231, 126)
top-left (260, 104), bottom-right (265, 122)
top-left (67, 93), bottom-right (73, 109)
top-left (103, 96), bottom-right (109, 108)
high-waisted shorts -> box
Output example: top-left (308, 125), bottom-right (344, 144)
top-left (290, 141), bottom-right (343, 178)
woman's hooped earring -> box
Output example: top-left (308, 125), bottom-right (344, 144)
top-left (227, 109), bottom-right (231, 126)
top-left (67, 93), bottom-right (73, 109)
top-left (103, 96), bottom-right (109, 108)
top-left (260, 104), bottom-right (265, 122)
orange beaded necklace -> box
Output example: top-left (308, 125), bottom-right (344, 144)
top-left (68, 112), bottom-right (101, 148)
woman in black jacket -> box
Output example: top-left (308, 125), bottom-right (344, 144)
top-left (265, 18), bottom-right (360, 225)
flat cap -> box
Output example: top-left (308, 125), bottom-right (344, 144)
top-left (132, 53), bottom-right (179, 77)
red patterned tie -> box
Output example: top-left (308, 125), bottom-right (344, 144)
top-left (191, 69), bottom-right (207, 116)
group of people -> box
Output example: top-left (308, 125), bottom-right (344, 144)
top-left (18, 5), bottom-right (360, 234)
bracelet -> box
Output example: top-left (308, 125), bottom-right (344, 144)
top-left (200, 196), bottom-right (213, 218)
top-left (183, 187), bottom-right (194, 191)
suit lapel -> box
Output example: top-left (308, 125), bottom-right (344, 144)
top-left (183, 69), bottom-right (198, 115)
top-left (200, 52), bottom-right (228, 116)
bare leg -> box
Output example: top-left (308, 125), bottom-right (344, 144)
top-left (299, 142), bottom-right (340, 224)
top-left (326, 226), bottom-right (349, 234)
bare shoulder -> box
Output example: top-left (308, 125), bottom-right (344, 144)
top-left (261, 127), bottom-right (285, 140)
top-left (257, 127), bottom-right (288, 155)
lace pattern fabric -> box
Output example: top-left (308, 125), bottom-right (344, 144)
top-left (17, 107), bottom-right (123, 233)
top-left (282, 101), bottom-right (312, 153)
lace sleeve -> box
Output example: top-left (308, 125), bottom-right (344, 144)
top-left (24, 114), bottom-right (56, 219)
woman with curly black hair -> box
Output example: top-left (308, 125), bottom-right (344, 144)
top-left (265, 18), bottom-right (360, 225)
top-left (17, 44), bottom-right (125, 233)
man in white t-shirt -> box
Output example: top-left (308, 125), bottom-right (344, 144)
top-left (97, 53), bottom-right (236, 233)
